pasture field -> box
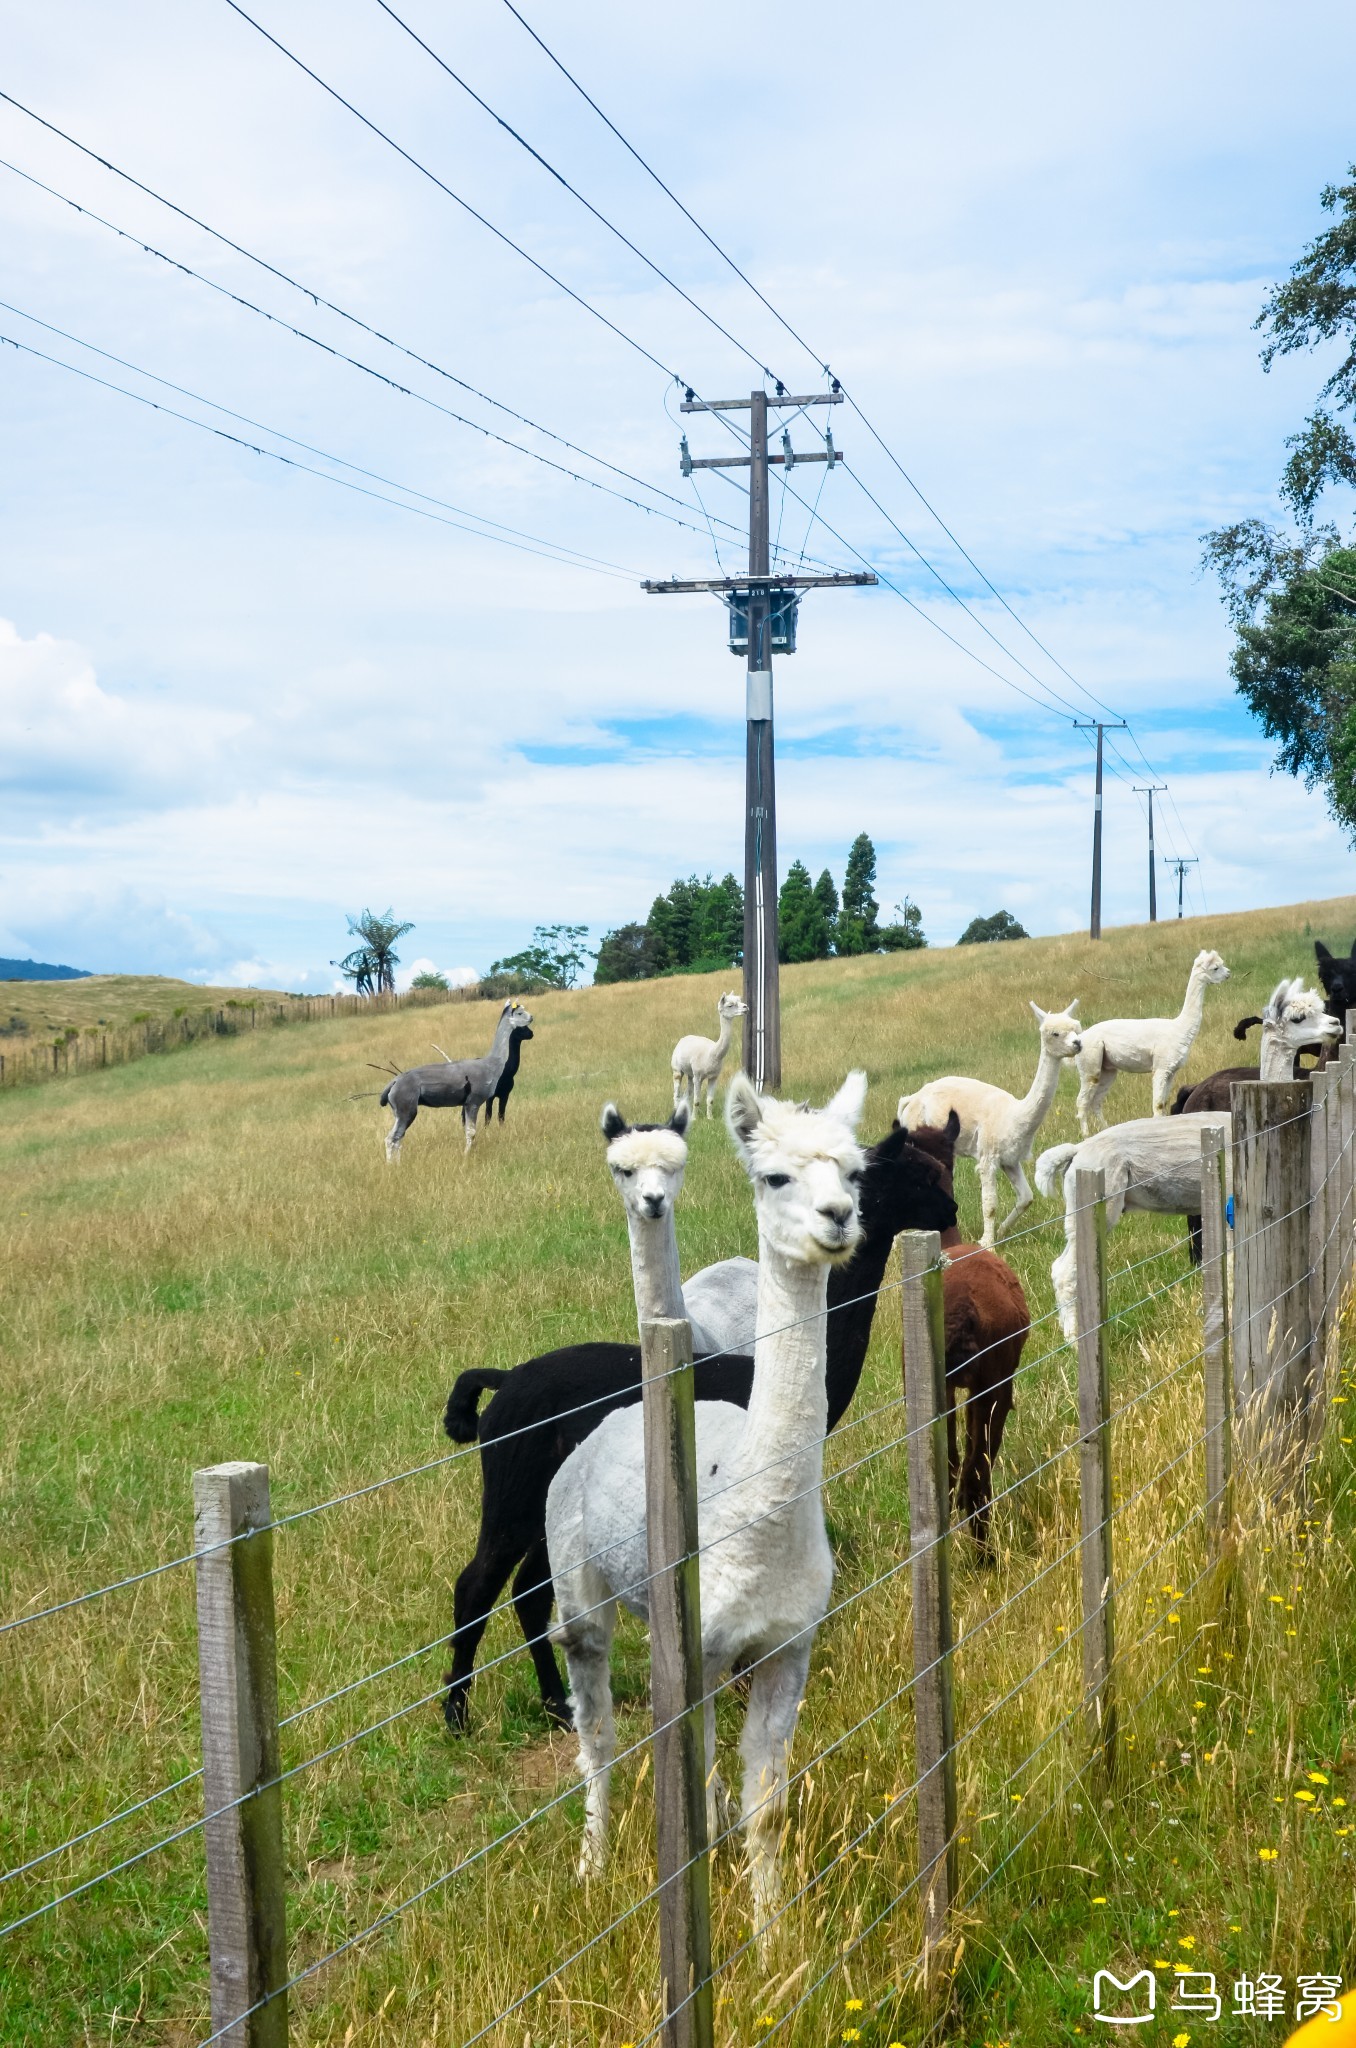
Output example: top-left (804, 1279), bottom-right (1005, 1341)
top-left (0, 974), bottom-right (295, 1042)
top-left (2, 898), bottom-right (1355, 2046)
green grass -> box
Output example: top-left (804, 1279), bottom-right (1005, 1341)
top-left (1, 898), bottom-right (1354, 2044)
top-left (0, 972), bottom-right (303, 1042)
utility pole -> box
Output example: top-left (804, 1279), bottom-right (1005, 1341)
top-left (1164, 855), bottom-right (1199, 920)
top-left (644, 387), bottom-right (875, 1090)
top-left (1133, 785), bottom-right (1166, 922)
top-left (1073, 721), bottom-right (1127, 940)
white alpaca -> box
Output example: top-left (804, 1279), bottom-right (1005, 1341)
top-left (599, 1098), bottom-right (723, 1359)
top-left (545, 1069), bottom-right (867, 1923)
top-left (1073, 950), bottom-right (1230, 1134)
top-left (896, 1001), bottom-right (1083, 1248)
top-left (672, 990), bottom-right (748, 1117)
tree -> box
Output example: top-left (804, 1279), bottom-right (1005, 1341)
top-left (837, 834), bottom-right (881, 955)
top-left (489, 923), bottom-right (591, 990)
top-left (878, 896), bottom-right (928, 951)
top-left (777, 860), bottom-right (830, 962)
top-left (593, 923), bottom-right (657, 984)
top-left (812, 869), bottom-right (839, 953)
top-left (411, 968), bottom-right (450, 989)
top-left (958, 909), bottom-right (1030, 945)
top-left (334, 907), bottom-right (414, 995)
top-left (643, 874), bottom-right (743, 976)
top-left (1204, 167), bottom-right (1356, 837)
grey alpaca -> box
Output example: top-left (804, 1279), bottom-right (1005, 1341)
top-left (380, 1001), bottom-right (533, 1160)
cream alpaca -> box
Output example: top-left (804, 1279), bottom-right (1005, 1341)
top-left (671, 990), bottom-right (748, 1117)
top-left (545, 1070), bottom-right (866, 1927)
top-left (1073, 949), bottom-right (1230, 1134)
top-left (897, 1001), bottom-right (1083, 1247)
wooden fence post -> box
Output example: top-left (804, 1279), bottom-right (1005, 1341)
top-left (1340, 1031), bottom-right (1356, 1296)
top-left (1230, 1080), bottom-right (1314, 1458)
top-left (1200, 1131), bottom-right (1232, 1559)
top-left (638, 1318), bottom-right (713, 2048)
top-left (1309, 1069), bottom-right (1332, 1365)
top-left (1073, 1168), bottom-right (1117, 1777)
top-left (898, 1230), bottom-right (957, 1960)
top-left (193, 1462), bottom-right (288, 2048)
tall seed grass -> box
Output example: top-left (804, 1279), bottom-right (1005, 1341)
top-left (1, 899), bottom-right (1353, 2044)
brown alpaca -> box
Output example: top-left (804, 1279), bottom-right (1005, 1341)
top-left (902, 1113), bottom-right (1031, 1554)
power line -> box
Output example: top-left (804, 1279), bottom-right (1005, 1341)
top-left (0, 317), bottom-right (637, 578)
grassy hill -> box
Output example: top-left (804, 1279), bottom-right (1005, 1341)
top-left (0, 971), bottom-right (302, 1040)
top-left (1, 897), bottom-right (1352, 2044)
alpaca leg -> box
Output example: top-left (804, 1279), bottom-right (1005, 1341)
top-left (1086, 1066), bottom-right (1117, 1132)
top-left (385, 1104), bottom-right (414, 1162)
top-left (958, 1377), bottom-right (1015, 1556)
top-left (1075, 1057), bottom-right (1110, 1138)
top-left (463, 1100), bottom-right (479, 1153)
top-left (739, 1639), bottom-right (811, 1931)
top-left (512, 1538), bottom-right (572, 1728)
top-left (555, 1591), bottom-right (617, 1878)
top-left (1151, 1060), bottom-right (1181, 1118)
top-left (977, 1159), bottom-right (1000, 1249)
top-left (994, 1161), bottom-right (1033, 1241)
top-left (1052, 1238), bottom-right (1079, 1344)
top-left (444, 1531), bottom-right (527, 1730)
top-left (673, 1068), bottom-right (686, 1111)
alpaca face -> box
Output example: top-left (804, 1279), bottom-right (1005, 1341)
top-left (717, 991), bottom-right (749, 1023)
top-left (861, 1123), bottom-right (959, 1239)
top-left (725, 1071), bottom-right (866, 1265)
top-left (1029, 1000), bottom-right (1083, 1060)
top-left (600, 1101), bottom-right (690, 1223)
top-left (1265, 977), bottom-right (1342, 1053)
top-left (1314, 940), bottom-right (1356, 1026)
top-left (1193, 950), bottom-right (1230, 985)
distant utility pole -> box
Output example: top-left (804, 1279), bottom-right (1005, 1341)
top-left (1164, 855), bottom-right (1199, 920)
top-left (1133, 785), bottom-right (1167, 922)
top-left (1073, 721), bottom-right (1127, 940)
top-left (644, 386), bottom-right (876, 1090)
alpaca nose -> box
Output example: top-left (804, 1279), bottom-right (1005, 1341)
top-left (818, 1197), bottom-right (854, 1228)
top-left (643, 1193), bottom-right (666, 1219)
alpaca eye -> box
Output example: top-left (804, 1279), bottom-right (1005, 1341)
top-left (617, 1167), bottom-right (634, 1179)
top-left (764, 1173), bottom-right (791, 1189)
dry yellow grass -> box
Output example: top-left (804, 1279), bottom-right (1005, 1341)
top-left (1, 897), bottom-right (1353, 2044)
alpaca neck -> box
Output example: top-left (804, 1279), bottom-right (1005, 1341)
top-left (627, 1210), bottom-right (685, 1328)
top-left (938, 1222), bottom-right (964, 1250)
top-left (711, 1013), bottom-right (732, 1061)
top-left (484, 1011), bottom-right (516, 1086)
top-left (1258, 1025), bottom-right (1294, 1083)
top-left (736, 1244), bottom-right (829, 1499)
top-left (1014, 1043), bottom-right (1064, 1136)
top-left (1175, 964), bottom-right (1208, 1035)
top-left (821, 1212), bottom-right (906, 1427)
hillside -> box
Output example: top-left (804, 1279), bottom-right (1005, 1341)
top-left (1, 892), bottom-right (1352, 2045)
top-left (0, 970), bottom-right (302, 1039)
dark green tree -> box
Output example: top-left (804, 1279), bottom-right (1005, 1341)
top-left (593, 923), bottom-right (657, 984)
top-left (958, 909), bottom-right (1030, 945)
top-left (878, 896), bottom-right (927, 951)
top-left (410, 967), bottom-right (450, 989)
top-left (643, 874), bottom-right (743, 975)
top-left (777, 860), bottom-right (830, 962)
top-left (489, 923), bottom-right (590, 990)
top-left (1204, 167), bottom-right (1356, 836)
top-left (334, 907), bottom-right (414, 995)
top-left (837, 834), bottom-right (880, 955)
top-left (813, 868), bottom-right (839, 953)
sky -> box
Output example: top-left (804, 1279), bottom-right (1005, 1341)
top-left (3, 0), bottom-right (1356, 990)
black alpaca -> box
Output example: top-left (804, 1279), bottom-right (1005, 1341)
top-left (1314, 937), bottom-right (1356, 1038)
top-left (484, 1017), bottom-right (533, 1129)
top-left (440, 1124), bottom-right (959, 1730)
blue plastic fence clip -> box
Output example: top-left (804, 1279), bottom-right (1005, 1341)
top-left (1225, 1194), bottom-right (1235, 1230)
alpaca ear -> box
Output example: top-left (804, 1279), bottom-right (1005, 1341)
top-left (1066, 997), bottom-right (1080, 1013)
top-left (825, 1069), bottom-right (868, 1131)
top-left (1029, 1001), bottom-right (1047, 1023)
top-left (725, 1071), bottom-right (763, 1150)
top-left (668, 1100), bottom-right (691, 1138)
top-left (600, 1103), bottom-right (628, 1141)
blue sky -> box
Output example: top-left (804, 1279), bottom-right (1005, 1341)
top-left (3, 0), bottom-right (1356, 988)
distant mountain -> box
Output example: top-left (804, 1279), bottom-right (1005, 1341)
top-left (0, 958), bottom-right (92, 981)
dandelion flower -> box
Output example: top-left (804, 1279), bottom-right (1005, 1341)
top-left (1173, 2034), bottom-right (1192, 2046)
top-left (842, 2033), bottom-right (860, 2044)
top-left (845, 2002), bottom-right (864, 2013)
top-left (1168, 1613), bottom-right (1180, 1625)
top-left (1230, 1924), bottom-right (1241, 1931)
top-left (1194, 1700), bottom-right (1206, 1709)
top-left (1334, 1797), bottom-right (1347, 1808)
top-left (1308, 1771), bottom-right (1330, 1785)
top-left (1178, 1935), bottom-right (1196, 1949)
top-left (1092, 1895), bottom-right (1106, 1904)
top-left (1295, 1790), bottom-right (1317, 1803)
top-left (1259, 1847), bottom-right (1279, 1860)
top-left (1168, 1910), bottom-right (1179, 1918)
top-left (1269, 1594), bottom-right (1285, 1604)
top-left (1154, 1959), bottom-right (1171, 1968)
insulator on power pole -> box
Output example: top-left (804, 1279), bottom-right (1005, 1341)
top-left (781, 431), bottom-right (795, 473)
top-left (825, 427), bottom-right (837, 469)
top-left (679, 435), bottom-right (692, 477)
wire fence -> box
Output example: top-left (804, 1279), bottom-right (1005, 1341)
top-left (3, 1057), bottom-right (1354, 2048)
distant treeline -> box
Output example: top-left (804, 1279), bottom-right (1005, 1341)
top-left (594, 834), bottom-right (926, 983)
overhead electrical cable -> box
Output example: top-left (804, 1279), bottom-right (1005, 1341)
top-left (0, 317), bottom-right (637, 577)
top-left (0, 156), bottom-right (753, 552)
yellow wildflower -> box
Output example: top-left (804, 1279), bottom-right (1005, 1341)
top-left (1258, 1847), bottom-right (1278, 1860)
top-left (1154, 1958), bottom-right (1171, 1968)
top-left (1334, 1797), bottom-right (1347, 1808)
top-left (1308, 1771), bottom-right (1330, 1785)
top-left (842, 2033), bottom-right (860, 2044)
top-left (845, 2002), bottom-right (864, 2013)
top-left (1295, 1790), bottom-right (1317, 1803)
top-left (1092, 1895), bottom-right (1106, 1904)
top-left (1173, 2034), bottom-right (1192, 2047)
top-left (1178, 1935), bottom-right (1196, 1949)
top-left (1168, 1613), bottom-right (1180, 1624)
top-left (1194, 1700), bottom-right (1206, 1709)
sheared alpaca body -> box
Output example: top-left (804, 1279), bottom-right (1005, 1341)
top-left (546, 1072), bottom-right (866, 1917)
top-left (440, 1126), bottom-right (957, 1730)
top-left (1172, 979), bottom-right (1342, 1260)
top-left (905, 1118), bottom-right (1031, 1553)
top-left (1072, 950), bottom-right (1229, 1134)
top-left (381, 1002), bottom-right (533, 1159)
top-left (671, 990), bottom-right (747, 1117)
top-left (1036, 1113), bottom-right (1232, 1342)
top-left (897, 1002), bottom-right (1083, 1247)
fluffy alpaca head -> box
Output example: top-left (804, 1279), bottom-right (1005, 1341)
top-left (501, 1000), bottom-right (534, 1032)
top-left (1263, 976), bottom-right (1342, 1053)
top-left (1191, 949), bottom-right (1231, 986)
top-left (725, 1071), bottom-right (866, 1265)
top-left (1314, 938), bottom-right (1356, 1026)
top-left (1028, 1000), bottom-right (1083, 1059)
top-left (601, 1100), bottom-right (691, 1223)
top-left (717, 990), bottom-right (749, 1023)
top-left (869, 1115), bottom-right (961, 1238)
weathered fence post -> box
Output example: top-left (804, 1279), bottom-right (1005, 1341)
top-left (1200, 1129), bottom-right (1232, 1559)
top-left (1340, 1028), bottom-right (1356, 1295)
top-left (899, 1230), bottom-right (957, 1961)
top-left (1073, 1167), bottom-right (1117, 1778)
top-left (193, 1462), bottom-right (288, 2048)
top-left (1309, 1068), bottom-right (1332, 1368)
top-left (1230, 1080), bottom-right (1314, 1460)
top-left (639, 1318), bottom-right (713, 2048)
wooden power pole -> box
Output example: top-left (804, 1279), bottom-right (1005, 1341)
top-left (643, 387), bottom-right (875, 1091)
top-left (1073, 720), bottom-right (1126, 940)
top-left (1133, 785), bottom-right (1166, 922)
top-left (1164, 854), bottom-right (1199, 919)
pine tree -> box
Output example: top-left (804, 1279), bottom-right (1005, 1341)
top-left (777, 861), bottom-right (829, 962)
top-left (813, 869), bottom-right (839, 954)
top-left (838, 835), bottom-right (880, 955)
